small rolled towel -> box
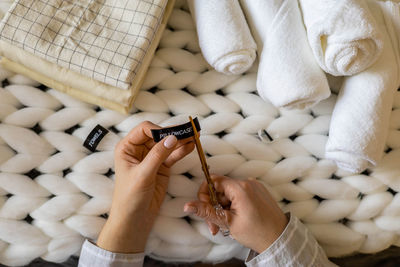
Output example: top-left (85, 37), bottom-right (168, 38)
top-left (188, 0), bottom-right (256, 75)
top-left (299, 0), bottom-right (384, 76)
top-left (326, 0), bottom-right (400, 173)
top-left (256, 0), bottom-right (331, 109)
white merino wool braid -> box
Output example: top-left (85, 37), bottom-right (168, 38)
top-left (1, 0), bottom-right (400, 265)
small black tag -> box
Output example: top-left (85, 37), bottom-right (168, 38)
top-left (83, 124), bottom-right (109, 152)
top-left (151, 117), bottom-right (201, 142)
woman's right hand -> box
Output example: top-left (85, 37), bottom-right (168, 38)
top-left (184, 175), bottom-right (288, 254)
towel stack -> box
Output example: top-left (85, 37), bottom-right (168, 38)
top-left (325, 0), bottom-right (400, 173)
top-left (0, 0), bottom-right (174, 114)
top-left (190, 0), bottom-right (400, 173)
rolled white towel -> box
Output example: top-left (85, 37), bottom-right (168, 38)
top-left (256, 0), bottom-right (330, 109)
top-left (326, 0), bottom-right (400, 173)
top-left (299, 0), bottom-right (384, 76)
top-left (188, 0), bottom-right (256, 75)
top-left (239, 0), bottom-right (270, 52)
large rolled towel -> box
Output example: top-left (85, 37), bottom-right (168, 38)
top-left (299, 0), bottom-right (384, 76)
top-left (239, 0), bottom-right (270, 52)
top-left (326, 0), bottom-right (400, 173)
top-left (256, 0), bottom-right (331, 109)
top-left (188, 0), bottom-right (257, 75)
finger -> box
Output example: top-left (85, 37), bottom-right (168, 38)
top-left (211, 175), bottom-right (242, 202)
top-left (184, 198), bottom-right (220, 234)
top-left (164, 142), bottom-right (195, 167)
top-left (198, 177), bottom-right (237, 204)
top-left (184, 201), bottom-right (231, 227)
top-left (197, 188), bottom-right (230, 210)
top-left (124, 121), bottom-right (160, 145)
top-left (198, 180), bottom-right (211, 203)
top-left (207, 221), bottom-right (220, 236)
top-left (140, 135), bottom-right (178, 176)
top-left (197, 175), bottom-right (240, 203)
top-left (154, 142), bottom-right (195, 175)
top-left (143, 137), bottom-right (192, 160)
top-left (217, 192), bottom-right (230, 207)
top-left (124, 120), bottom-right (196, 148)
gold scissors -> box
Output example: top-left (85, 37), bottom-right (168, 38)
top-left (189, 116), bottom-right (230, 236)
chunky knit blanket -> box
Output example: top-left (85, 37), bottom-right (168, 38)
top-left (1, 1), bottom-right (400, 266)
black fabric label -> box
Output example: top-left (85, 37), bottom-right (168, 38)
top-left (83, 124), bottom-right (109, 152)
top-left (151, 117), bottom-right (201, 142)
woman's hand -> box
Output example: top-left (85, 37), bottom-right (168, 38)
top-left (97, 121), bottom-right (194, 253)
top-left (184, 175), bottom-right (288, 254)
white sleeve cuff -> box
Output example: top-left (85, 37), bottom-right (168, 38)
top-left (78, 239), bottom-right (145, 267)
top-left (245, 214), bottom-right (337, 267)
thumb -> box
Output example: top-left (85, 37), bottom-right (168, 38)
top-left (141, 135), bottom-right (177, 174)
top-left (184, 201), bottom-right (230, 227)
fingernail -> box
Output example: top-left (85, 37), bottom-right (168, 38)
top-left (184, 205), bottom-right (197, 214)
top-left (164, 135), bottom-right (177, 149)
top-left (209, 227), bottom-right (218, 236)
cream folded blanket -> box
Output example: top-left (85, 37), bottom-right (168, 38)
top-left (0, 0), bottom-right (168, 89)
top-left (326, 0), bottom-right (400, 173)
top-left (256, 0), bottom-right (330, 109)
top-left (299, 0), bottom-right (384, 76)
top-left (0, 0), bottom-right (174, 113)
top-left (0, 42), bottom-right (132, 112)
top-left (188, 0), bottom-right (256, 75)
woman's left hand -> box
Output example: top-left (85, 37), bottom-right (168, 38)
top-left (97, 121), bottom-right (194, 253)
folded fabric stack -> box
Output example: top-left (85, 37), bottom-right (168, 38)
top-left (0, 0), bottom-right (174, 114)
top-left (191, 0), bottom-right (400, 173)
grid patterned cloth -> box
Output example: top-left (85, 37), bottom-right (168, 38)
top-left (0, 0), bottom-right (168, 89)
